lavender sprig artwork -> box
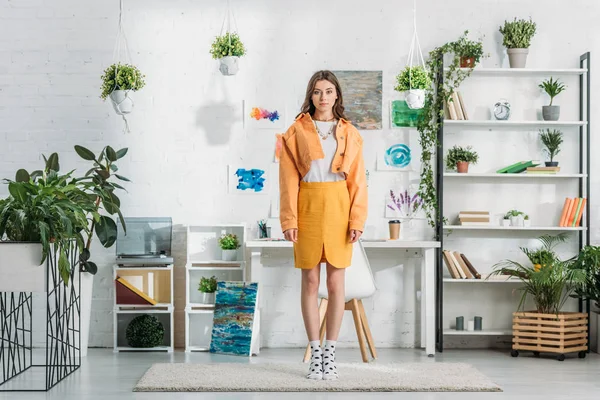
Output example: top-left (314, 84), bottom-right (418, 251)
top-left (387, 188), bottom-right (423, 219)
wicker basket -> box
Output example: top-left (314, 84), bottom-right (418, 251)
top-left (512, 311), bottom-right (588, 361)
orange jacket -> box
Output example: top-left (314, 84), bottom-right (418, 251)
top-left (279, 112), bottom-right (368, 232)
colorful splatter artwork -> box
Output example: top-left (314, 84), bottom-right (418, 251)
top-left (390, 100), bottom-right (424, 128)
top-left (209, 281), bottom-right (259, 356)
top-left (331, 70), bottom-right (382, 130)
top-left (234, 168), bottom-right (265, 192)
top-left (250, 107), bottom-right (280, 122)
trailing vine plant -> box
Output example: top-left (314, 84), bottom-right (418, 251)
top-left (415, 30), bottom-right (487, 236)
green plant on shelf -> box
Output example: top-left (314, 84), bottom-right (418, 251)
top-left (504, 209), bottom-right (524, 218)
top-left (539, 77), bottom-right (566, 106)
top-left (499, 17), bottom-right (537, 49)
top-left (539, 129), bottom-right (563, 162)
top-left (445, 145), bottom-right (478, 170)
top-left (198, 276), bottom-right (218, 293)
top-left (218, 233), bottom-right (240, 250)
top-left (454, 30), bottom-right (488, 62)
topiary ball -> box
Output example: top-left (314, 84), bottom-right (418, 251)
top-left (125, 314), bottom-right (165, 348)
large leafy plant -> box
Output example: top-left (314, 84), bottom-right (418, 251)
top-left (100, 63), bottom-right (146, 100)
top-left (445, 145), bottom-right (478, 170)
top-left (394, 66), bottom-right (431, 92)
top-left (499, 17), bottom-right (537, 49)
top-left (570, 245), bottom-right (600, 308)
top-left (209, 32), bottom-right (246, 59)
top-left (0, 155), bottom-right (95, 284)
top-left (416, 31), bottom-right (486, 232)
top-left (489, 233), bottom-right (586, 314)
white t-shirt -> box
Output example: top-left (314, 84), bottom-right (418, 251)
top-left (302, 120), bottom-right (346, 183)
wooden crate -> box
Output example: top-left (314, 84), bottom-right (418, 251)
top-left (512, 311), bottom-right (588, 361)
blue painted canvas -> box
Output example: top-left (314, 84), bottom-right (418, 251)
top-left (384, 143), bottom-right (411, 168)
top-left (209, 281), bottom-right (259, 356)
top-left (235, 168), bottom-right (265, 192)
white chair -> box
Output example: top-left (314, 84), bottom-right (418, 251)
top-left (302, 240), bottom-right (377, 363)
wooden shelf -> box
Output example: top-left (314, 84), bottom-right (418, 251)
top-left (443, 225), bottom-right (585, 231)
top-left (444, 173), bottom-right (586, 179)
top-left (444, 120), bottom-right (587, 128)
top-left (444, 67), bottom-right (587, 75)
top-left (444, 329), bottom-right (512, 336)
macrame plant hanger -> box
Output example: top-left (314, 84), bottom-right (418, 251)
top-left (217, 0), bottom-right (240, 75)
top-left (110, 0), bottom-right (136, 132)
top-left (405, 0), bottom-right (427, 109)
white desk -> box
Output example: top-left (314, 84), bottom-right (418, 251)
top-left (245, 239), bottom-right (441, 357)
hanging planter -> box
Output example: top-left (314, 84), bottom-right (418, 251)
top-left (100, 63), bottom-right (145, 115)
top-left (210, 32), bottom-right (246, 76)
top-left (393, 0), bottom-right (430, 109)
top-left (210, 1), bottom-right (245, 76)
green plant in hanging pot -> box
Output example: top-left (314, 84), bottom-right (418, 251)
top-left (198, 275), bottom-right (218, 304)
top-left (445, 145), bottom-right (478, 173)
top-left (100, 63), bottom-right (146, 115)
top-left (539, 128), bottom-right (563, 167)
top-left (394, 65), bottom-right (431, 109)
top-left (499, 17), bottom-right (537, 68)
top-left (210, 32), bottom-right (246, 76)
top-left (539, 77), bottom-right (566, 121)
top-left (454, 30), bottom-right (486, 68)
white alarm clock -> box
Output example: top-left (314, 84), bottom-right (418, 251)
top-left (493, 99), bottom-right (511, 120)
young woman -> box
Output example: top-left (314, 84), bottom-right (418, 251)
top-left (279, 70), bottom-right (368, 380)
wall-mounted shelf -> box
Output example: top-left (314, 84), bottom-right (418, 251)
top-left (443, 278), bottom-right (522, 284)
top-left (444, 120), bottom-right (587, 128)
top-left (443, 329), bottom-right (512, 336)
top-left (444, 67), bottom-right (587, 76)
top-left (443, 173), bottom-right (587, 179)
top-left (443, 225), bottom-right (586, 231)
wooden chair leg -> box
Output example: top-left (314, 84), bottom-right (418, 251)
top-left (350, 299), bottom-right (369, 362)
top-left (358, 300), bottom-right (377, 360)
top-left (303, 298), bottom-right (328, 362)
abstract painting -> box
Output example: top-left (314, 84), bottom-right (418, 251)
top-left (377, 143), bottom-right (412, 171)
top-left (244, 100), bottom-right (285, 129)
top-left (332, 70), bottom-right (382, 130)
top-left (210, 281), bottom-right (260, 356)
top-left (228, 165), bottom-right (269, 194)
top-left (390, 100), bottom-right (424, 128)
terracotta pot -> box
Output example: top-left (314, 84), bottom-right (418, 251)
top-left (456, 161), bottom-right (469, 173)
top-left (460, 57), bottom-right (475, 68)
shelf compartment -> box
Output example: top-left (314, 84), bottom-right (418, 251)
top-left (444, 67), bottom-right (587, 75)
top-left (187, 225), bottom-right (245, 263)
top-left (114, 312), bottom-right (173, 351)
top-left (443, 278), bottom-right (522, 283)
top-left (186, 312), bottom-right (214, 352)
top-left (115, 269), bottom-right (172, 305)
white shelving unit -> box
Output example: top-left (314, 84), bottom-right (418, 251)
top-left (113, 263), bottom-right (174, 352)
top-left (436, 60), bottom-right (591, 350)
top-left (185, 224), bottom-right (246, 352)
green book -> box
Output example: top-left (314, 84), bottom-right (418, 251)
top-left (496, 161), bottom-right (525, 174)
top-left (507, 160), bottom-right (541, 174)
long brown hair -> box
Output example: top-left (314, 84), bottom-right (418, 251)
top-left (297, 70), bottom-right (347, 120)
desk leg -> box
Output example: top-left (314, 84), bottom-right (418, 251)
top-left (250, 250), bottom-right (264, 351)
top-left (423, 248), bottom-right (435, 357)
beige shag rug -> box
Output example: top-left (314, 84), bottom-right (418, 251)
top-left (133, 362), bottom-right (502, 392)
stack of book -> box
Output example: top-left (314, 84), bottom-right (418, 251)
top-left (442, 250), bottom-right (481, 279)
top-left (444, 91), bottom-right (468, 120)
top-left (459, 211), bottom-right (490, 226)
top-left (558, 197), bottom-right (587, 227)
top-left (526, 166), bottom-right (560, 174)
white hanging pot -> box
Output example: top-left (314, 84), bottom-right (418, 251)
top-left (109, 90), bottom-right (134, 115)
top-left (405, 89), bottom-right (425, 109)
top-left (219, 56), bottom-right (239, 76)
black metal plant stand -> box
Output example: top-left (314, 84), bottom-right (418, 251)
top-left (0, 242), bottom-right (81, 391)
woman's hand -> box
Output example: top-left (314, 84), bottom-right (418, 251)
top-left (349, 229), bottom-right (362, 243)
top-left (283, 228), bottom-right (298, 243)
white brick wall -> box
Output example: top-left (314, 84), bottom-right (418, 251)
top-left (1, 0), bottom-right (598, 349)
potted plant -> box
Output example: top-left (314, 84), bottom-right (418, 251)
top-left (454, 30), bottom-right (486, 68)
top-left (218, 233), bottom-right (240, 261)
top-left (539, 129), bottom-right (563, 167)
top-left (502, 215), bottom-right (510, 227)
top-left (445, 145), bottom-right (478, 173)
top-left (394, 65), bottom-right (431, 109)
top-left (505, 209), bottom-right (524, 227)
top-left (198, 276), bottom-right (218, 304)
top-left (490, 233), bottom-right (588, 360)
top-left (100, 63), bottom-right (146, 115)
top-left (523, 214), bottom-right (531, 227)
top-left (210, 32), bottom-right (246, 76)
top-left (499, 17), bottom-right (537, 68)
top-left (539, 77), bottom-right (566, 121)
top-left (570, 246), bottom-right (600, 353)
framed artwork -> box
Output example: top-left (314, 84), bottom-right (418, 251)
top-left (332, 70), bottom-right (382, 130)
top-left (377, 143), bottom-right (413, 171)
top-left (390, 100), bottom-right (424, 128)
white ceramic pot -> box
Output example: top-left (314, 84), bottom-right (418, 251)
top-left (507, 48), bottom-right (529, 68)
top-left (523, 219), bottom-right (531, 227)
top-left (109, 90), bottom-right (134, 115)
top-left (405, 89), bottom-right (425, 109)
top-left (502, 219), bottom-right (510, 227)
top-left (510, 216), bottom-right (524, 227)
top-left (222, 249), bottom-right (237, 261)
top-left (200, 292), bottom-right (215, 304)
top-left (0, 242), bottom-right (45, 292)
top-left (219, 56), bottom-right (239, 76)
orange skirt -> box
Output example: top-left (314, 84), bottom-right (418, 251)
top-left (294, 181), bottom-right (352, 269)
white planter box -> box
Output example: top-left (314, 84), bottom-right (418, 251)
top-left (0, 242), bottom-right (46, 292)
